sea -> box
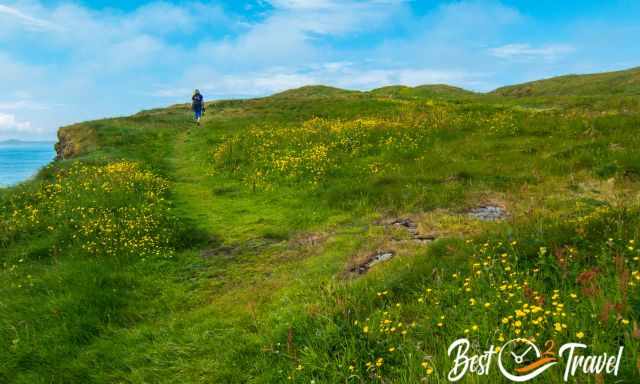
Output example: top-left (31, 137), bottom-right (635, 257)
top-left (0, 142), bottom-right (56, 187)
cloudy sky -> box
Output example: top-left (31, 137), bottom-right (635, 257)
top-left (0, 0), bottom-right (639, 140)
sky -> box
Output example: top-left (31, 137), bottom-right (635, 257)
top-left (0, 0), bottom-right (639, 141)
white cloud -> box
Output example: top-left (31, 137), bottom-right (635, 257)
top-left (489, 43), bottom-right (575, 61)
top-left (151, 70), bottom-right (318, 98)
top-left (320, 61), bottom-right (353, 72)
top-left (0, 4), bottom-right (61, 31)
top-left (267, 0), bottom-right (340, 10)
top-left (0, 100), bottom-right (53, 111)
top-left (345, 68), bottom-right (490, 89)
top-left (0, 112), bottom-right (40, 136)
top-left (262, 0), bottom-right (406, 36)
top-left (151, 64), bottom-right (490, 100)
top-left (118, 2), bottom-right (231, 36)
top-left (267, 0), bottom-right (406, 10)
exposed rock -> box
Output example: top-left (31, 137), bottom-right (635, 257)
top-left (391, 218), bottom-right (418, 234)
top-left (468, 205), bottom-right (507, 221)
top-left (55, 124), bottom-right (97, 160)
top-left (54, 130), bottom-right (74, 160)
top-left (387, 217), bottom-right (435, 244)
top-left (350, 250), bottom-right (395, 274)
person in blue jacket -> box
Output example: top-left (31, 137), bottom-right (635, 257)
top-left (192, 89), bottom-right (204, 125)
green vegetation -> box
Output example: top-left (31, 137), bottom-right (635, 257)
top-left (492, 66), bottom-right (640, 97)
top-left (369, 84), bottom-right (475, 99)
top-left (2, 67), bottom-right (640, 383)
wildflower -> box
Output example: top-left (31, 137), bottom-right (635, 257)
top-left (576, 332), bottom-right (585, 339)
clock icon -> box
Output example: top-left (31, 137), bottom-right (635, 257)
top-left (498, 338), bottom-right (558, 382)
top-left (511, 344), bottom-right (534, 364)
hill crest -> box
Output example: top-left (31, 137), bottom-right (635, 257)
top-left (491, 66), bottom-right (640, 97)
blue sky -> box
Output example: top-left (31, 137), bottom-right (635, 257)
top-left (0, 0), bottom-right (639, 140)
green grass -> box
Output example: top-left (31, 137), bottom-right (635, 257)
top-left (2, 72), bottom-right (640, 383)
top-left (491, 66), bottom-right (640, 97)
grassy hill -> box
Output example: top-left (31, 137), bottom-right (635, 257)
top-left (369, 84), bottom-right (475, 99)
top-left (492, 66), bottom-right (640, 97)
top-left (271, 84), bottom-right (475, 101)
top-left (271, 85), bottom-right (361, 99)
top-left (1, 71), bottom-right (640, 383)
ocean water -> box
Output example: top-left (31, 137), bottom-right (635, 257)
top-left (0, 142), bottom-right (56, 187)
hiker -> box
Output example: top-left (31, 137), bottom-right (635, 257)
top-left (192, 89), bottom-right (204, 125)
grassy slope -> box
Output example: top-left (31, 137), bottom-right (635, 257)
top-left (369, 84), bottom-right (475, 100)
top-left (2, 71), bottom-right (640, 383)
top-left (491, 67), bottom-right (640, 97)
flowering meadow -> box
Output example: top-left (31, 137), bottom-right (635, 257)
top-left (211, 104), bottom-right (522, 189)
top-left (274, 209), bottom-right (640, 382)
top-left (1, 161), bottom-right (177, 259)
top-left (2, 84), bottom-right (640, 383)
